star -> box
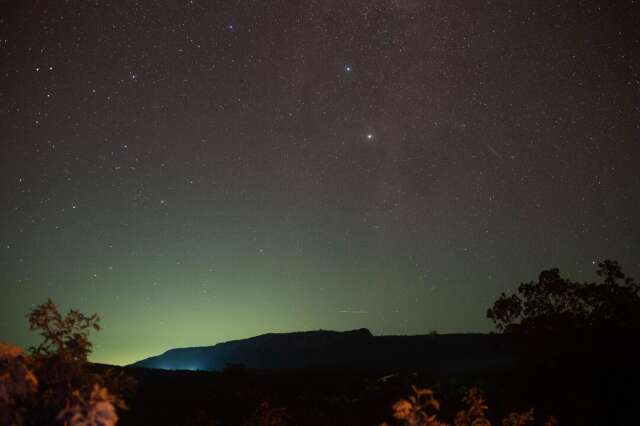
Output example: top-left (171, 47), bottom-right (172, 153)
top-left (344, 65), bottom-right (352, 73)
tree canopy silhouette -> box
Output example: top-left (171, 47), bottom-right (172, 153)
top-left (487, 260), bottom-right (640, 336)
top-left (22, 299), bottom-right (131, 425)
top-left (27, 298), bottom-right (100, 363)
top-left (486, 260), bottom-right (640, 425)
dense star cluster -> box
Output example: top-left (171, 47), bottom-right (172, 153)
top-left (1, 0), bottom-right (639, 365)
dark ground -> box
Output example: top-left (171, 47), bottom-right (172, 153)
top-left (95, 363), bottom-right (621, 426)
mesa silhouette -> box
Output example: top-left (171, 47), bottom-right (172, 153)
top-left (129, 328), bottom-right (514, 373)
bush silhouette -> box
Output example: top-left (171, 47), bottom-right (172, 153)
top-left (382, 386), bottom-right (555, 426)
top-left (0, 342), bottom-right (38, 425)
top-left (1, 299), bottom-right (129, 425)
top-left (28, 298), bottom-right (101, 363)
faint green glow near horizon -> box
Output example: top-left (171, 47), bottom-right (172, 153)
top-left (4, 203), bottom-right (637, 367)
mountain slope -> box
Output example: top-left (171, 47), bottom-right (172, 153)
top-left (129, 329), bottom-right (515, 373)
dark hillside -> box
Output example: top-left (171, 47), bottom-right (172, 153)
top-left (130, 329), bottom-right (515, 374)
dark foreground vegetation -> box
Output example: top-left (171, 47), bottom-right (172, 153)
top-left (112, 364), bottom-right (559, 425)
top-left (1, 260), bottom-right (639, 425)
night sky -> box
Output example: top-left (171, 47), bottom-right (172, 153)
top-left (1, 0), bottom-right (639, 365)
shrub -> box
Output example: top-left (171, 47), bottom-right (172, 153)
top-left (57, 383), bottom-right (125, 426)
top-left (1, 299), bottom-right (129, 425)
top-left (382, 386), bottom-right (555, 426)
top-left (0, 342), bottom-right (38, 425)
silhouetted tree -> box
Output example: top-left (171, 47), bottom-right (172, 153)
top-left (28, 298), bottom-right (101, 362)
top-left (26, 299), bottom-right (101, 419)
top-left (24, 299), bottom-right (130, 425)
top-left (487, 260), bottom-right (640, 337)
top-left (486, 260), bottom-right (640, 425)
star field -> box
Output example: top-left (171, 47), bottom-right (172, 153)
top-left (1, 0), bottom-right (639, 365)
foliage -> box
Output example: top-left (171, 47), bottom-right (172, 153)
top-left (486, 260), bottom-right (640, 424)
top-left (241, 400), bottom-right (289, 426)
top-left (453, 388), bottom-right (490, 426)
top-left (499, 409), bottom-right (534, 426)
top-left (383, 387), bottom-right (550, 426)
top-left (28, 298), bottom-right (100, 363)
top-left (486, 260), bottom-right (639, 336)
top-left (0, 342), bottom-right (38, 426)
top-left (25, 299), bottom-right (104, 422)
top-left (57, 383), bottom-right (125, 426)
top-left (0, 299), bottom-right (130, 425)
top-left (390, 385), bottom-right (444, 426)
